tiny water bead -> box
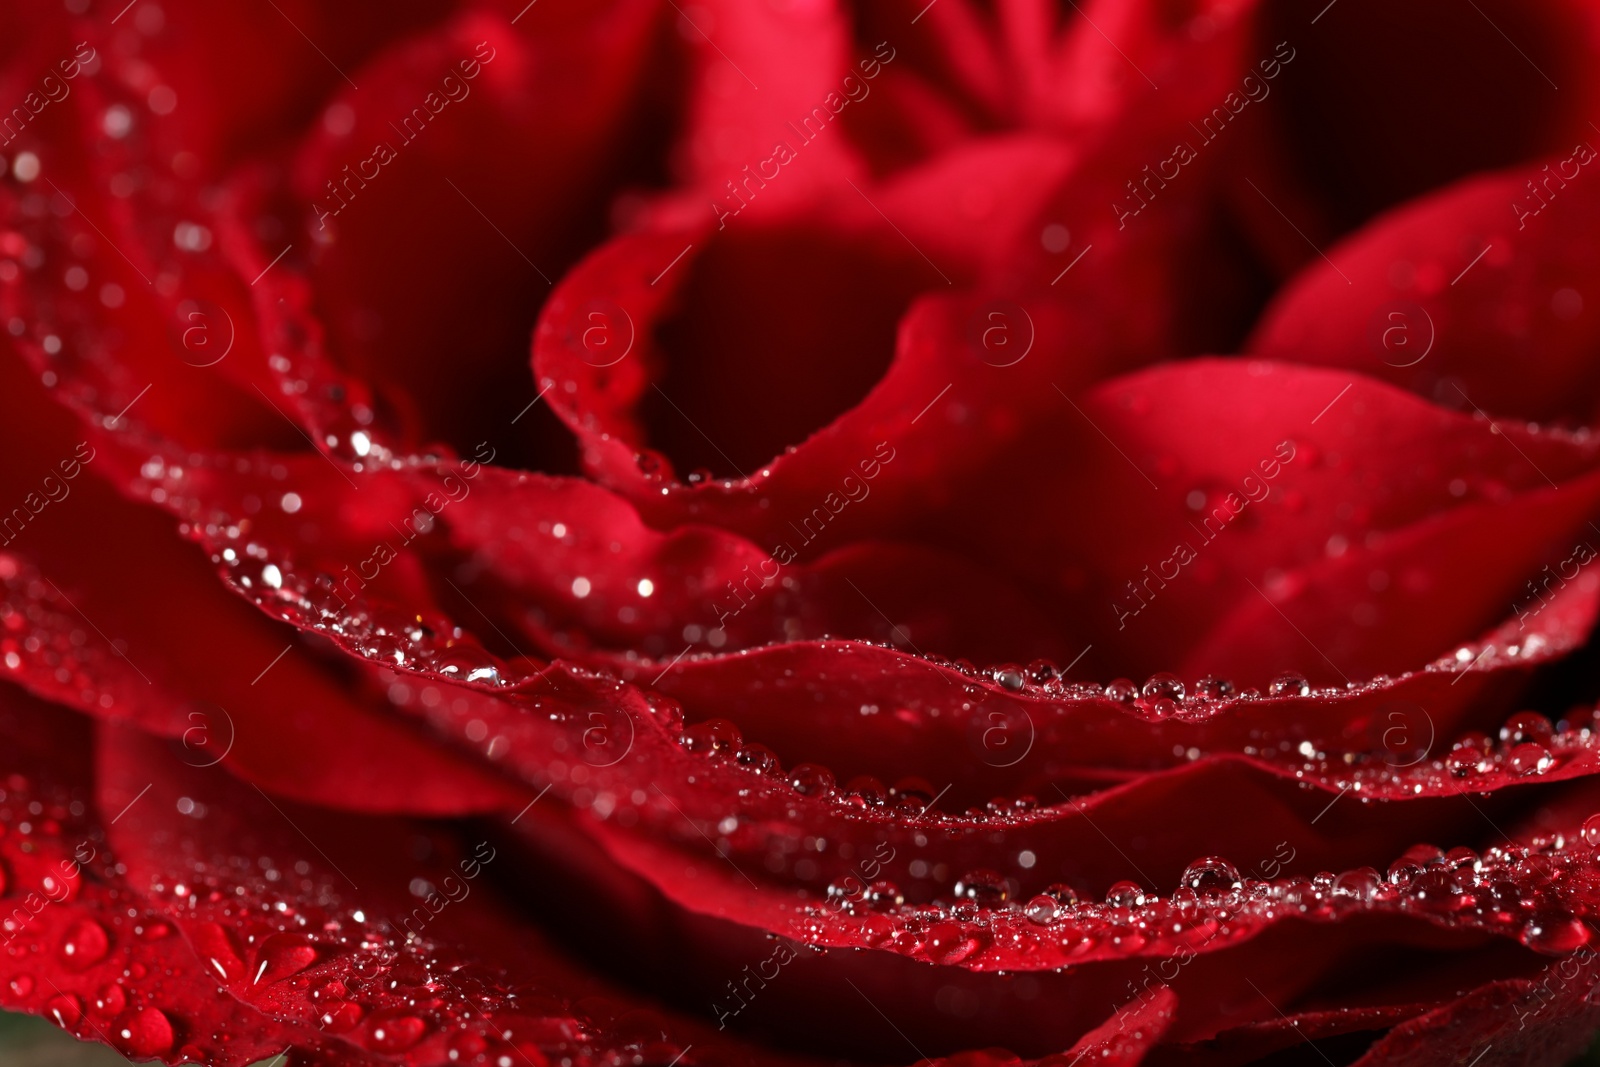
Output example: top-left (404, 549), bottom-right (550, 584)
top-left (1267, 672), bottom-right (1310, 697)
top-left (1194, 675), bottom-right (1236, 700)
top-left (787, 763), bottom-right (836, 798)
top-left (367, 1009), bottom-right (429, 1053)
top-left (953, 869), bottom-right (1009, 906)
top-left (113, 1007), bottom-right (175, 1058)
top-left (1104, 678), bottom-right (1138, 703)
top-left (861, 880), bottom-right (905, 911)
top-left (1521, 913), bottom-right (1591, 955)
top-left (1140, 673), bottom-right (1185, 702)
top-left (922, 921), bottom-right (987, 964)
top-left (1501, 711), bottom-right (1555, 747)
top-left (993, 666), bottom-right (1026, 691)
top-left (58, 918), bottom-right (110, 968)
top-left (1104, 881), bottom-right (1146, 908)
top-left (679, 718), bottom-right (741, 756)
top-left (1180, 856), bottom-right (1242, 896)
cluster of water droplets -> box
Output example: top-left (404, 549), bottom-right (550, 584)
top-left (0, 553), bottom-right (139, 709)
top-left (795, 833), bottom-right (1600, 970)
top-left (0, 776), bottom-right (206, 1061)
top-left (946, 639), bottom-right (1565, 722)
top-left (1250, 706), bottom-right (1600, 801)
top-left (0, 766), bottom-right (711, 1067)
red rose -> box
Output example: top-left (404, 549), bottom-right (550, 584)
top-left (4, 1), bottom-right (1600, 1065)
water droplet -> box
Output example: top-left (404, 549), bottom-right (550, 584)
top-left (1044, 883), bottom-right (1080, 908)
top-left (1508, 742), bottom-right (1554, 776)
top-left (58, 920), bottom-right (109, 969)
top-left (1024, 895), bottom-right (1058, 924)
top-left (1522, 912), bottom-right (1590, 955)
top-left (1104, 880), bottom-right (1145, 907)
top-left (1448, 744), bottom-right (1486, 778)
top-left (1104, 679), bottom-right (1137, 703)
top-left (842, 776), bottom-right (888, 808)
top-left (1267, 672), bottom-right (1310, 697)
top-left (787, 763), bottom-right (835, 798)
top-left (861, 881), bottom-right (903, 911)
top-left (8, 974), bottom-right (32, 998)
top-left (994, 666), bottom-right (1026, 691)
top-left (1180, 856), bottom-right (1242, 895)
top-left (953, 869), bottom-right (1008, 906)
top-left (46, 993), bottom-right (82, 1027)
top-left (448, 1031), bottom-right (489, 1061)
top-left (369, 1010), bottom-right (428, 1052)
top-left (114, 1008), bottom-right (174, 1058)
top-left (680, 719), bottom-right (740, 757)
top-left (1332, 868), bottom-right (1381, 902)
top-left (734, 742), bottom-right (779, 775)
top-left (91, 983), bottom-right (126, 1018)
top-left (1500, 712), bottom-right (1554, 748)
top-left (1194, 676), bottom-right (1235, 700)
top-left (254, 933), bottom-right (318, 985)
top-left (319, 1000), bottom-right (364, 1033)
top-left (1386, 859), bottom-right (1422, 885)
top-left (1141, 673), bottom-right (1185, 702)
top-left (1581, 814), bottom-right (1600, 847)
top-left (923, 921), bottom-right (985, 964)
top-left (891, 779), bottom-right (937, 812)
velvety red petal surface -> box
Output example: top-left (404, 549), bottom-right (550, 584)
top-left (5, 1), bottom-right (1600, 1066)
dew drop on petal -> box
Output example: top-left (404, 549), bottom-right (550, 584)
top-left (1267, 672), bottom-right (1310, 697)
top-left (1104, 679), bottom-right (1137, 703)
top-left (57, 919), bottom-right (109, 968)
top-left (1141, 672), bottom-right (1185, 702)
top-left (787, 763), bottom-right (835, 798)
top-left (1180, 856), bottom-right (1242, 895)
top-left (953, 869), bottom-right (1008, 906)
top-left (46, 993), bottom-right (82, 1027)
top-left (923, 921), bottom-right (985, 964)
top-left (368, 1010), bottom-right (428, 1052)
top-left (1500, 711), bottom-right (1555, 748)
top-left (113, 1007), bottom-right (174, 1058)
top-left (1104, 880), bottom-right (1145, 907)
top-left (1522, 913), bottom-right (1590, 955)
